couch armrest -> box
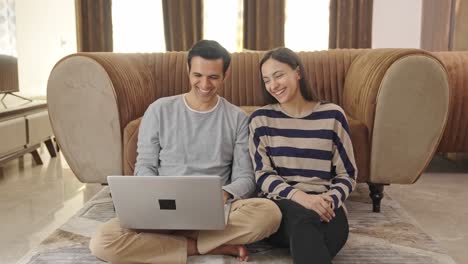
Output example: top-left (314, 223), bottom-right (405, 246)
top-left (343, 49), bottom-right (449, 184)
top-left (47, 53), bottom-right (173, 183)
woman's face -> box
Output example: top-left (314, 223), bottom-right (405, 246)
top-left (261, 58), bottom-right (302, 104)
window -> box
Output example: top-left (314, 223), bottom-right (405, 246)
top-left (112, 1), bottom-right (330, 53)
top-left (203, 0), bottom-right (243, 52)
top-left (0, 0), bottom-right (16, 56)
top-left (112, 0), bottom-right (166, 52)
top-left (285, 0), bottom-right (330, 51)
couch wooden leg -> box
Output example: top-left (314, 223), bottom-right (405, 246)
top-left (31, 150), bottom-right (43, 165)
top-left (45, 138), bottom-right (57, 157)
top-left (368, 183), bottom-right (384, 213)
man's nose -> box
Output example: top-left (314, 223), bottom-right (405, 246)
top-left (200, 77), bottom-right (211, 88)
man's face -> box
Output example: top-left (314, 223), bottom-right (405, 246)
top-left (188, 56), bottom-right (225, 105)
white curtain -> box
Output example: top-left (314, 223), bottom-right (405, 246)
top-left (203, 0), bottom-right (243, 52)
top-left (285, 0), bottom-right (330, 51)
top-left (112, 0), bottom-right (166, 52)
top-left (0, 0), bottom-right (16, 56)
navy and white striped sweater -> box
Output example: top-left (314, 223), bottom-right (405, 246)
top-left (248, 102), bottom-right (357, 209)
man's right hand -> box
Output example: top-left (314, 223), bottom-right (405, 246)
top-left (223, 190), bottom-right (232, 204)
top-left (291, 191), bottom-right (335, 222)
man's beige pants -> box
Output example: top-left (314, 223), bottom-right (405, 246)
top-left (89, 198), bottom-right (281, 264)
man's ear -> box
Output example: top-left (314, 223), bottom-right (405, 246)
top-left (223, 65), bottom-right (232, 80)
top-left (187, 63), bottom-right (190, 74)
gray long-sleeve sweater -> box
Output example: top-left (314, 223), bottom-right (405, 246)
top-left (134, 94), bottom-right (255, 199)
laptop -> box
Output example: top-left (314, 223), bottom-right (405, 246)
top-left (107, 175), bottom-right (231, 230)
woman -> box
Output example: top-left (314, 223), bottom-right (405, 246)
top-left (249, 47), bottom-right (357, 264)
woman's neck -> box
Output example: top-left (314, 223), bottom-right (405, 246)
top-left (280, 96), bottom-right (317, 118)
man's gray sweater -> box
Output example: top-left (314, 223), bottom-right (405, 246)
top-left (134, 94), bottom-right (255, 199)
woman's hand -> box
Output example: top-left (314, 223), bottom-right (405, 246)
top-left (291, 191), bottom-right (335, 222)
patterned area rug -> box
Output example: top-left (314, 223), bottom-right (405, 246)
top-left (18, 184), bottom-right (456, 264)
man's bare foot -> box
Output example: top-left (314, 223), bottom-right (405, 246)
top-left (208, 244), bottom-right (249, 262)
top-left (187, 239), bottom-right (199, 256)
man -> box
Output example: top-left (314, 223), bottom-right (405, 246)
top-left (89, 40), bottom-right (281, 264)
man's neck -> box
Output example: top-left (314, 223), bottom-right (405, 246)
top-left (184, 92), bottom-right (219, 112)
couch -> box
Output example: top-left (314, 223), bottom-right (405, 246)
top-left (47, 49), bottom-right (449, 212)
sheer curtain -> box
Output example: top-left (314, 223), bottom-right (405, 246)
top-left (285, 0), bottom-right (330, 52)
top-left (112, 0), bottom-right (334, 53)
top-left (0, 0), bottom-right (16, 56)
top-left (112, 0), bottom-right (166, 52)
top-left (113, 0), bottom-right (241, 52)
top-left (203, 0), bottom-right (243, 52)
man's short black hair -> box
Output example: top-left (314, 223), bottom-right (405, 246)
top-left (187, 40), bottom-right (231, 76)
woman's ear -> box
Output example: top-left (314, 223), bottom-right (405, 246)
top-left (295, 66), bottom-right (301, 80)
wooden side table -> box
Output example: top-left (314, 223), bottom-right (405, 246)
top-left (0, 97), bottom-right (56, 166)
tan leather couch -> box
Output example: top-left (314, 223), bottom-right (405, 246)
top-left (47, 49), bottom-right (449, 212)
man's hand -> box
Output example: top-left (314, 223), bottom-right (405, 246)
top-left (291, 191), bottom-right (335, 222)
top-left (223, 191), bottom-right (232, 204)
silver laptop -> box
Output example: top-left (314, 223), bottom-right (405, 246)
top-left (107, 175), bottom-right (231, 230)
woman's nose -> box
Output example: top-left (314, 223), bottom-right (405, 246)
top-left (269, 78), bottom-right (279, 90)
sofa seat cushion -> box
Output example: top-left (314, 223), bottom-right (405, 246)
top-left (123, 106), bottom-right (370, 183)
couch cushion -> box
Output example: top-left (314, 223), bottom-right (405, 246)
top-left (123, 107), bottom-right (370, 183)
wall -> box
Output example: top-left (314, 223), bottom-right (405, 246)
top-left (372, 0), bottom-right (422, 48)
top-left (15, 0), bottom-right (77, 98)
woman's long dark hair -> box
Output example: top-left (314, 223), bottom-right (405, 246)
top-left (259, 47), bottom-right (318, 104)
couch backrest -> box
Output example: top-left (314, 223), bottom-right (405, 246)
top-left (76, 50), bottom-right (363, 131)
top-left (223, 50), bottom-right (363, 107)
top-left (433, 51), bottom-right (468, 152)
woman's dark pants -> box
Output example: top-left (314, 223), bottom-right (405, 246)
top-left (267, 199), bottom-right (349, 264)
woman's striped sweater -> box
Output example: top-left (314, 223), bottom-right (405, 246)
top-left (248, 102), bottom-right (357, 209)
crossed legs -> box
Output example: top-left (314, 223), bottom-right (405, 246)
top-left (89, 198), bottom-right (281, 264)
